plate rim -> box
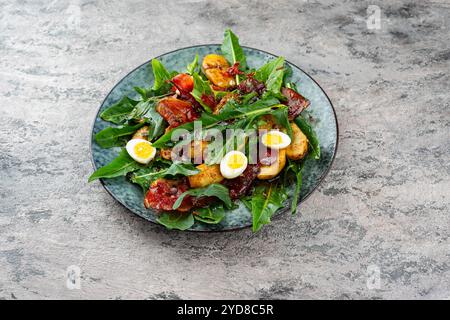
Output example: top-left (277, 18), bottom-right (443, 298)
top-left (89, 43), bottom-right (339, 232)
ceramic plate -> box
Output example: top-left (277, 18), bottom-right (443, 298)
top-left (90, 45), bottom-right (338, 231)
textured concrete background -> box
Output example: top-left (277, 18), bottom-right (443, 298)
top-left (0, 0), bottom-right (449, 299)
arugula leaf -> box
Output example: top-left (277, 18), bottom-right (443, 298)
top-left (212, 88), bottom-right (229, 100)
top-left (255, 57), bottom-right (284, 82)
top-left (285, 82), bottom-right (298, 92)
top-left (157, 212), bottom-right (194, 231)
top-left (95, 123), bottom-right (144, 148)
top-left (193, 204), bottom-right (225, 224)
top-left (283, 63), bottom-right (293, 85)
top-left (134, 87), bottom-right (148, 100)
top-left (100, 97), bottom-right (139, 125)
top-left (294, 116), bottom-right (321, 159)
top-left (151, 59), bottom-right (172, 94)
top-left (134, 86), bottom-right (171, 101)
top-left (216, 96), bottom-right (281, 123)
top-left (128, 100), bottom-right (154, 119)
top-left (191, 73), bottom-right (213, 112)
top-left (128, 159), bottom-right (170, 191)
top-left (266, 59), bottom-right (285, 94)
top-left (284, 159), bottom-right (303, 214)
top-left (221, 29), bottom-right (247, 70)
top-left (88, 149), bottom-right (140, 182)
top-left (213, 97), bottom-right (243, 118)
top-left (243, 182), bottom-right (288, 232)
top-left (172, 184), bottom-right (232, 210)
top-left (130, 162), bottom-right (199, 191)
top-left (255, 57), bottom-right (285, 94)
top-left (128, 100), bottom-right (166, 140)
top-left (186, 53), bottom-right (199, 75)
top-left (271, 107), bottom-right (293, 138)
top-left (241, 91), bottom-right (257, 105)
top-left (163, 162), bottom-right (199, 176)
top-left (152, 97), bottom-right (283, 148)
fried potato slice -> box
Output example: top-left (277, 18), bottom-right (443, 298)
top-left (132, 126), bottom-right (149, 140)
top-left (286, 122), bottom-right (308, 160)
top-left (202, 54), bottom-right (229, 69)
top-left (156, 97), bottom-right (199, 129)
top-left (257, 149), bottom-right (287, 180)
top-left (201, 54), bottom-right (235, 89)
top-left (188, 164), bottom-right (224, 188)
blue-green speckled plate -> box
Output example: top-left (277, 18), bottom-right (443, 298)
top-left (90, 45), bottom-right (338, 231)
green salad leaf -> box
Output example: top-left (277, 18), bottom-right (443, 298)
top-left (221, 28), bottom-right (247, 70)
top-left (128, 100), bottom-right (166, 140)
top-left (191, 73), bottom-right (214, 112)
top-left (241, 91), bottom-right (257, 105)
top-left (172, 184), bottom-right (232, 210)
top-left (134, 87), bottom-right (149, 100)
top-left (157, 212), bottom-right (194, 231)
top-left (130, 162), bottom-right (199, 191)
top-left (283, 63), bottom-right (293, 85)
top-left (151, 59), bottom-right (172, 94)
top-left (193, 204), bottom-right (225, 224)
top-left (128, 100), bottom-right (154, 119)
top-left (266, 58), bottom-right (285, 94)
top-left (255, 56), bottom-right (286, 95)
top-left (95, 123), bottom-right (144, 148)
top-left (294, 116), bottom-right (321, 159)
top-left (285, 82), bottom-right (298, 92)
top-left (271, 107), bottom-right (293, 138)
top-left (163, 162), bottom-right (199, 176)
top-left (88, 148), bottom-right (140, 182)
top-left (186, 53), bottom-right (199, 75)
top-left (242, 182), bottom-right (288, 232)
top-left (100, 97), bottom-right (139, 125)
top-left (255, 57), bottom-right (284, 82)
top-left (284, 159), bottom-right (304, 214)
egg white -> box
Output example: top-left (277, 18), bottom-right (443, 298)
top-left (126, 139), bottom-right (156, 164)
top-left (261, 130), bottom-right (291, 150)
top-left (220, 151), bottom-right (248, 179)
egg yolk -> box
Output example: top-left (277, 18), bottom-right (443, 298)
top-left (227, 153), bottom-right (245, 169)
top-left (134, 142), bottom-right (154, 158)
top-left (264, 133), bottom-right (283, 146)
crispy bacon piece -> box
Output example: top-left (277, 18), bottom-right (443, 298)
top-left (144, 178), bottom-right (192, 212)
top-left (171, 73), bottom-right (194, 92)
top-left (170, 73), bottom-right (201, 109)
top-left (281, 87), bottom-right (310, 120)
top-left (210, 84), bottom-right (226, 91)
top-left (226, 62), bottom-right (243, 77)
top-left (177, 90), bottom-right (201, 110)
top-left (222, 164), bottom-right (260, 199)
top-left (156, 97), bottom-right (199, 129)
top-left (237, 73), bottom-right (265, 95)
top-left (200, 93), bottom-right (217, 111)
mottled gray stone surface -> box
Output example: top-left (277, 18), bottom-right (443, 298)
top-left (0, 0), bottom-right (449, 300)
